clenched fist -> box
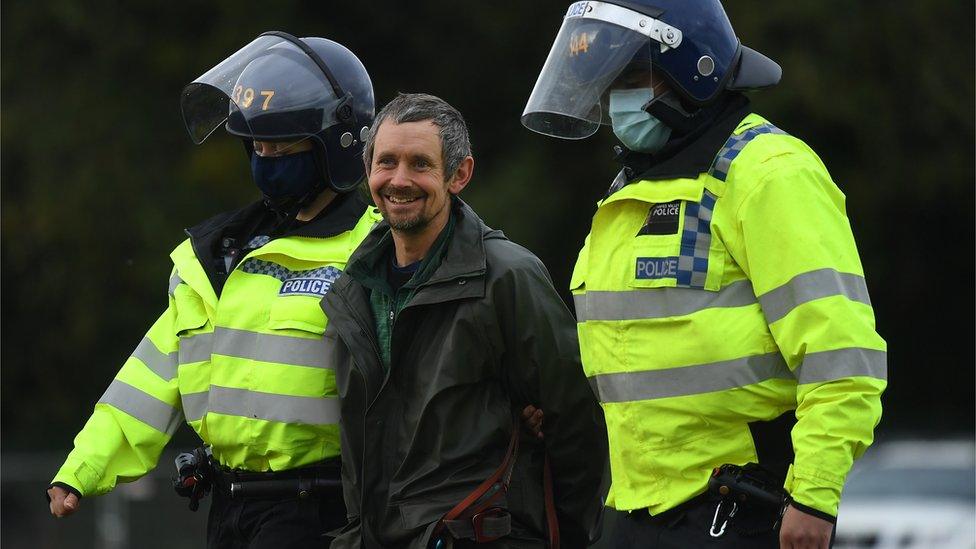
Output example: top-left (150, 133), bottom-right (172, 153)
top-left (47, 485), bottom-right (81, 518)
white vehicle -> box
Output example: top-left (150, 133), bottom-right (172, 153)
top-left (834, 439), bottom-right (976, 549)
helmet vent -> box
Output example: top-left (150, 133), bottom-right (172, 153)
top-left (697, 56), bottom-right (715, 77)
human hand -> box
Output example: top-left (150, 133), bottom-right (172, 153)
top-left (520, 404), bottom-right (544, 439)
top-left (48, 485), bottom-right (81, 518)
top-left (779, 504), bottom-right (833, 549)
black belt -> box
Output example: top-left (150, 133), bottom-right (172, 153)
top-left (640, 492), bottom-right (714, 527)
top-left (213, 460), bottom-right (341, 499)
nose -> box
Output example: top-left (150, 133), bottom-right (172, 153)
top-left (388, 162), bottom-right (413, 187)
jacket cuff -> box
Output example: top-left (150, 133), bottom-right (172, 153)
top-left (784, 465), bottom-right (843, 516)
top-left (789, 500), bottom-right (837, 524)
top-left (52, 457), bottom-right (99, 498)
top-left (45, 482), bottom-right (83, 503)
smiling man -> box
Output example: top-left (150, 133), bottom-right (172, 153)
top-left (320, 93), bottom-right (608, 548)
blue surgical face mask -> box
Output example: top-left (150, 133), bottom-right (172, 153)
top-left (250, 149), bottom-right (322, 200)
top-left (608, 88), bottom-right (672, 154)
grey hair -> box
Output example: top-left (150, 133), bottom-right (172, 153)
top-left (363, 93), bottom-right (472, 181)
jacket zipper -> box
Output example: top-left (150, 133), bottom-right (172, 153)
top-left (343, 276), bottom-right (471, 544)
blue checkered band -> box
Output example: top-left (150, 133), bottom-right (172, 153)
top-left (245, 235), bottom-right (271, 250)
top-left (241, 259), bottom-right (343, 298)
top-left (676, 191), bottom-right (717, 288)
top-left (708, 123), bottom-right (787, 182)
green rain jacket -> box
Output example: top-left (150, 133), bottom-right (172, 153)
top-left (321, 199), bottom-right (609, 549)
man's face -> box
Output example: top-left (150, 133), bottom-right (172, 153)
top-left (368, 120), bottom-right (460, 234)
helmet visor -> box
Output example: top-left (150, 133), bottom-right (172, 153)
top-left (522, 1), bottom-right (679, 139)
top-left (181, 35), bottom-right (342, 144)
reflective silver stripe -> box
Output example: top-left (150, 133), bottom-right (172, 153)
top-left (208, 386), bottom-right (340, 425)
top-left (589, 352), bottom-right (792, 403)
top-left (179, 332), bottom-right (214, 364)
top-left (98, 379), bottom-right (183, 435)
top-left (574, 279), bottom-right (758, 322)
top-left (181, 391), bottom-right (209, 422)
top-left (168, 273), bottom-right (183, 295)
top-left (759, 269), bottom-right (872, 324)
top-left (796, 348), bottom-right (887, 384)
top-left (131, 337), bottom-right (178, 381)
top-left (212, 327), bottom-right (331, 369)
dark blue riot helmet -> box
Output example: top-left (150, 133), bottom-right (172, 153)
top-left (180, 32), bottom-right (374, 208)
top-left (522, 0), bottom-right (781, 139)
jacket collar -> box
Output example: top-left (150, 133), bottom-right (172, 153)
top-left (345, 197), bottom-right (492, 289)
top-left (286, 191), bottom-right (369, 239)
top-left (186, 191), bottom-right (368, 243)
top-left (322, 197), bottom-right (496, 391)
top-left (184, 192), bottom-right (368, 295)
top-left (617, 93), bottom-right (752, 183)
top-left (429, 198), bottom-right (492, 283)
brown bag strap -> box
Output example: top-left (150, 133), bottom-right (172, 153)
top-left (432, 417), bottom-right (521, 542)
top-left (543, 455), bottom-right (560, 549)
top-left (432, 416), bottom-right (561, 548)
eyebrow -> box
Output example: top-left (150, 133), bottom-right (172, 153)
top-left (374, 152), bottom-right (439, 165)
top-left (411, 153), bottom-right (437, 165)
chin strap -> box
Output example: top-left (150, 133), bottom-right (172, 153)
top-left (645, 94), bottom-right (702, 136)
top-left (262, 182), bottom-right (325, 232)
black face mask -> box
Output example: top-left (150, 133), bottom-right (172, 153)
top-left (250, 150), bottom-right (324, 211)
top-left (251, 151), bottom-right (325, 223)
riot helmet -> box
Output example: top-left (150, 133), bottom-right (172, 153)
top-left (522, 0), bottom-right (781, 139)
top-left (180, 32), bottom-right (374, 200)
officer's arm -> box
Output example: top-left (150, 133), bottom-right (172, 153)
top-left (502, 252), bottom-right (609, 545)
top-left (733, 158), bottom-right (886, 518)
top-left (49, 269), bottom-right (186, 508)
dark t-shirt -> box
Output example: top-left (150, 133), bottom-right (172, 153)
top-left (388, 256), bottom-right (421, 292)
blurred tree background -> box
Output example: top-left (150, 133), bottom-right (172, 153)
top-left (2, 0), bottom-right (973, 454)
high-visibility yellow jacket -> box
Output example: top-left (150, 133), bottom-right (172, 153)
top-left (572, 110), bottom-right (887, 517)
top-left (52, 196), bottom-right (380, 497)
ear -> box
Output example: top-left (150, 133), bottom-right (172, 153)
top-left (447, 156), bottom-right (474, 195)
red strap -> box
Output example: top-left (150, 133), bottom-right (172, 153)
top-left (433, 417), bottom-right (561, 548)
top-left (432, 417), bottom-right (520, 540)
top-left (543, 455), bottom-right (560, 549)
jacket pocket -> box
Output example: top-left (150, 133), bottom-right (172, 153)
top-left (630, 195), bottom-right (725, 292)
top-left (630, 232), bottom-right (682, 290)
top-left (173, 291), bottom-right (210, 336)
top-left (268, 295), bottom-right (328, 335)
top-left (570, 234), bottom-right (589, 293)
top-left (172, 290), bottom-right (212, 430)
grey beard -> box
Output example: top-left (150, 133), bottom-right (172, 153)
top-left (385, 211), bottom-right (430, 234)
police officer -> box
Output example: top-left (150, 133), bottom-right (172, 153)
top-left (46, 32), bottom-right (379, 548)
top-left (522, 2), bottom-right (887, 548)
